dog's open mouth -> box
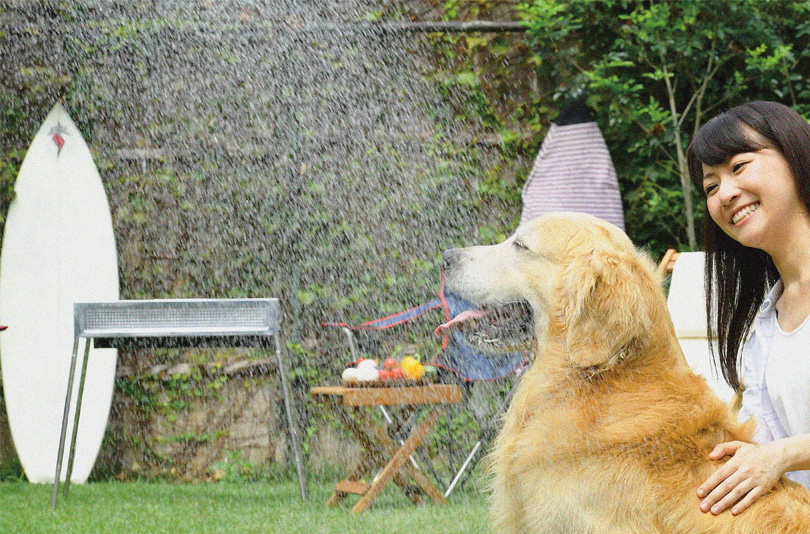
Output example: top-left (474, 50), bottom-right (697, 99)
top-left (435, 300), bottom-right (533, 352)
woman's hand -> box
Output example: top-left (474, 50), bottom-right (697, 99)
top-left (697, 440), bottom-right (786, 515)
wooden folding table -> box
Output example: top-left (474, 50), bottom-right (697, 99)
top-left (310, 383), bottom-right (463, 512)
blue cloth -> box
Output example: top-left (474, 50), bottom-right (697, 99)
top-left (434, 292), bottom-right (526, 381)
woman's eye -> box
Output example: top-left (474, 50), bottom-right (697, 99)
top-left (704, 183), bottom-right (718, 196)
top-left (732, 161), bottom-right (749, 174)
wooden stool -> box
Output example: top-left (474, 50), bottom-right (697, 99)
top-left (310, 384), bottom-right (463, 512)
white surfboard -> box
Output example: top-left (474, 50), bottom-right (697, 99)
top-left (0, 103), bottom-right (119, 483)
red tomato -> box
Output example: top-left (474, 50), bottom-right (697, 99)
top-left (378, 369), bottom-right (392, 381)
top-left (383, 357), bottom-right (398, 370)
top-left (389, 367), bottom-right (405, 380)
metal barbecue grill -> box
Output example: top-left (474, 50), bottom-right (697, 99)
top-left (76, 299), bottom-right (280, 346)
top-left (52, 299), bottom-right (307, 507)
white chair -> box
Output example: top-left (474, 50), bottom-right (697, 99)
top-left (664, 251), bottom-right (735, 403)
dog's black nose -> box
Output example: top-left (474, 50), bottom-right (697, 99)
top-left (442, 249), bottom-right (461, 271)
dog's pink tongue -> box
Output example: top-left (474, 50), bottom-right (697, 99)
top-left (434, 308), bottom-right (490, 337)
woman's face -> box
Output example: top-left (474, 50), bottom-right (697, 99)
top-left (701, 133), bottom-right (807, 255)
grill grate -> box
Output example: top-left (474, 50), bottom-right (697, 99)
top-left (74, 299), bottom-right (279, 339)
top-left (53, 297), bottom-right (308, 508)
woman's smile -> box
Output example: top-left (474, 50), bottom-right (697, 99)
top-left (702, 140), bottom-right (807, 254)
top-left (731, 202), bottom-right (759, 225)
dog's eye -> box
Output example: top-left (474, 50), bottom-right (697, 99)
top-left (513, 240), bottom-right (530, 252)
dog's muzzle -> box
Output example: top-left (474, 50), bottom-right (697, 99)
top-left (442, 248), bottom-right (463, 274)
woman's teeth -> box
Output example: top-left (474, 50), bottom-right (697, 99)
top-left (732, 203), bottom-right (759, 224)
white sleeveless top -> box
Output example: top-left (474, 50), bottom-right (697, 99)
top-left (740, 280), bottom-right (810, 489)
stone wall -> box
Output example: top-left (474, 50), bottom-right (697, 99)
top-left (0, 0), bottom-right (534, 482)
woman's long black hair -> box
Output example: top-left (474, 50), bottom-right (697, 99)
top-left (687, 101), bottom-right (810, 393)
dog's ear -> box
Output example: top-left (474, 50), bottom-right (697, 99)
top-left (558, 248), bottom-right (654, 369)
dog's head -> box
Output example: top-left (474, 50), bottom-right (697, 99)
top-left (438, 212), bottom-right (664, 370)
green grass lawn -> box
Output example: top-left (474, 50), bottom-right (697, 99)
top-left (0, 480), bottom-right (491, 534)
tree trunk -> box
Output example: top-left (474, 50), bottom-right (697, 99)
top-left (660, 58), bottom-right (697, 250)
top-left (674, 137), bottom-right (697, 250)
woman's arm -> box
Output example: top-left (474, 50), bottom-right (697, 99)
top-left (697, 435), bottom-right (810, 515)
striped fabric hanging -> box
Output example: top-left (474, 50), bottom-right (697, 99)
top-left (520, 99), bottom-right (625, 230)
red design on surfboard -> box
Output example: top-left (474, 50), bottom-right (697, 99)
top-left (49, 122), bottom-right (69, 157)
top-left (53, 134), bottom-right (65, 155)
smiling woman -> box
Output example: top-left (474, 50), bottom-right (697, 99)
top-left (698, 130), bottom-right (806, 255)
top-left (687, 101), bottom-right (810, 516)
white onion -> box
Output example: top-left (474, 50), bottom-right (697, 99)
top-left (342, 367), bottom-right (359, 383)
top-left (356, 367), bottom-right (379, 382)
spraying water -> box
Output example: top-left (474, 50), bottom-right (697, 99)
top-left (0, 0), bottom-right (518, 486)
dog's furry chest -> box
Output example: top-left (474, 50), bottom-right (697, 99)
top-left (499, 369), bottom-right (729, 473)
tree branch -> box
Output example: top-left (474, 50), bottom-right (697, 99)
top-left (659, 50), bottom-right (696, 249)
top-left (680, 41), bottom-right (718, 130)
top-left (572, 57), bottom-right (676, 165)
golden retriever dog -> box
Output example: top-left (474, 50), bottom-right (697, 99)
top-left (437, 212), bottom-right (810, 533)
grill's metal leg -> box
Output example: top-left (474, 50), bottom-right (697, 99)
top-left (443, 382), bottom-right (518, 498)
top-left (52, 336), bottom-right (81, 508)
top-left (342, 327), bottom-right (359, 361)
top-left (274, 335), bottom-right (308, 500)
top-left (444, 440), bottom-right (482, 498)
top-left (64, 338), bottom-right (93, 495)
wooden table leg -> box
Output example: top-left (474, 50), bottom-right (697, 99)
top-left (343, 412), bottom-right (426, 504)
top-left (352, 407), bottom-right (448, 506)
top-left (392, 472), bottom-right (424, 505)
top-left (401, 460), bottom-right (448, 505)
top-left (327, 451), bottom-right (377, 507)
top-left (316, 390), bottom-right (458, 512)
top-left (352, 407), bottom-right (443, 513)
